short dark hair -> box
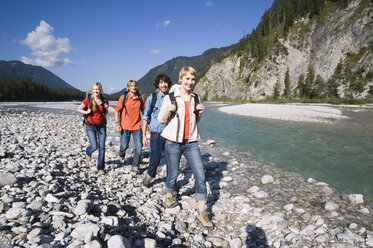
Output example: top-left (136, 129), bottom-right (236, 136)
top-left (154, 74), bottom-right (172, 88)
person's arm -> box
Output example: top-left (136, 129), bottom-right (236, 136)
top-left (142, 119), bottom-right (149, 147)
top-left (114, 111), bottom-right (121, 133)
top-left (158, 95), bottom-right (175, 124)
top-left (142, 96), bottom-right (152, 146)
top-left (77, 102), bottom-right (91, 115)
top-left (114, 96), bottom-right (123, 133)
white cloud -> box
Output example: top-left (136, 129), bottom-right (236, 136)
top-left (108, 87), bottom-right (120, 94)
top-left (150, 49), bottom-right (160, 55)
top-left (205, 1), bottom-right (213, 7)
top-left (156, 20), bottom-right (171, 28)
top-left (20, 20), bottom-right (72, 67)
top-left (163, 20), bottom-right (171, 27)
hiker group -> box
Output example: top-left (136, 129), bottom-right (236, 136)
top-left (77, 66), bottom-right (213, 228)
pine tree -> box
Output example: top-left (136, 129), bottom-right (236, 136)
top-left (273, 81), bottom-right (281, 99)
top-left (283, 68), bottom-right (291, 98)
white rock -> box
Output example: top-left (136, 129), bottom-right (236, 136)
top-left (260, 175), bottom-right (274, 184)
top-left (6, 207), bottom-right (25, 219)
top-left (348, 194), bottom-right (364, 205)
top-left (253, 191), bottom-right (268, 199)
top-left (222, 176), bottom-right (233, 182)
top-left (74, 200), bottom-right (92, 215)
top-left (247, 186), bottom-right (259, 193)
top-left (45, 193), bottom-right (59, 203)
top-left (27, 228), bottom-right (43, 240)
top-left (0, 172), bottom-right (17, 186)
top-left (84, 240), bottom-right (103, 248)
top-left (306, 178), bottom-right (316, 183)
top-left (348, 223), bottom-right (358, 229)
top-left (71, 222), bottom-right (100, 240)
top-left (325, 201), bottom-right (339, 211)
top-left (107, 235), bottom-right (131, 248)
top-left (229, 238), bottom-right (242, 248)
top-left (144, 238), bottom-right (156, 248)
top-left (283, 204), bottom-right (294, 212)
top-left (358, 207), bottom-right (370, 214)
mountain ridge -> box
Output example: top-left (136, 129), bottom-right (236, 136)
top-left (0, 60), bottom-right (76, 89)
top-left (111, 46), bottom-right (231, 98)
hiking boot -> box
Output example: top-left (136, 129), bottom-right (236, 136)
top-left (197, 210), bottom-right (213, 228)
top-left (143, 175), bottom-right (152, 187)
top-left (165, 194), bottom-right (178, 208)
top-left (98, 169), bottom-right (105, 175)
top-left (85, 154), bottom-right (92, 162)
top-left (120, 156), bottom-right (125, 164)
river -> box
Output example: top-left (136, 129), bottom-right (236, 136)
top-left (199, 103), bottom-right (373, 203)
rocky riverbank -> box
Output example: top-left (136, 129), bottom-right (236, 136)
top-left (0, 106), bottom-right (372, 247)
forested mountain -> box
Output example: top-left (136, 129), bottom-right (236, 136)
top-left (111, 46), bottom-right (231, 98)
top-left (0, 78), bottom-right (84, 101)
top-left (0, 60), bottom-right (76, 89)
top-left (194, 0), bottom-right (373, 103)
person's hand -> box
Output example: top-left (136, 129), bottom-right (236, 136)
top-left (196, 104), bottom-right (205, 114)
top-left (143, 136), bottom-right (148, 147)
top-left (86, 109), bottom-right (92, 115)
top-left (115, 124), bottom-right (121, 133)
top-left (168, 104), bottom-right (176, 112)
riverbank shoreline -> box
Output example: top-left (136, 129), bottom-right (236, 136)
top-left (218, 102), bottom-right (373, 123)
top-left (0, 105), bottom-right (372, 247)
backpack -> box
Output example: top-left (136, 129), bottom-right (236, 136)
top-left (147, 92), bottom-right (158, 124)
top-left (83, 92), bottom-right (107, 125)
top-left (167, 92), bottom-right (200, 142)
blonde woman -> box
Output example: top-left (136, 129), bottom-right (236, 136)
top-left (158, 66), bottom-right (212, 228)
top-left (77, 82), bottom-right (109, 175)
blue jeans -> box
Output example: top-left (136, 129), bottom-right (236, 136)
top-left (164, 140), bottom-right (207, 201)
top-left (119, 128), bottom-right (142, 166)
top-left (147, 134), bottom-right (166, 178)
top-left (86, 125), bottom-right (106, 170)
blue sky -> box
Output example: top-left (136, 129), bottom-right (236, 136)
top-left (0, 0), bottom-right (274, 93)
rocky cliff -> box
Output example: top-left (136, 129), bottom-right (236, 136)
top-left (195, 0), bottom-right (373, 101)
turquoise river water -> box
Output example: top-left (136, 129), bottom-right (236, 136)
top-left (199, 103), bottom-right (373, 203)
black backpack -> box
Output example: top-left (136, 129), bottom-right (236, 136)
top-left (83, 92), bottom-right (107, 125)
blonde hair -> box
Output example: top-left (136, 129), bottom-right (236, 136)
top-left (127, 80), bottom-right (138, 89)
top-left (91, 82), bottom-right (103, 110)
top-left (178, 66), bottom-right (197, 82)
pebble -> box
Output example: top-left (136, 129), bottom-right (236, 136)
top-left (0, 107), bottom-right (372, 247)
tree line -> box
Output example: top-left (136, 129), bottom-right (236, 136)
top-left (272, 65), bottom-right (373, 103)
top-left (0, 78), bottom-right (85, 101)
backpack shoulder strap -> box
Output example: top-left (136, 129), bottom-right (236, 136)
top-left (137, 90), bottom-right (144, 111)
top-left (122, 91), bottom-right (128, 114)
top-left (100, 93), bottom-right (107, 116)
top-left (149, 92), bottom-right (158, 116)
top-left (168, 92), bottom-right (178, 121)
top-left (192, 92), bottom-right (200, 118)
top-left (88, 93), bottom-right (93, 111)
